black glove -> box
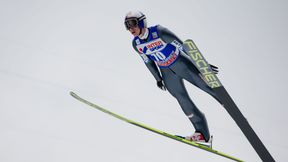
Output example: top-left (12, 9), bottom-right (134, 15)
top-left (209, 64), bottom-right (219, 74)
top-left (157, 80), bottom-right (166, 91)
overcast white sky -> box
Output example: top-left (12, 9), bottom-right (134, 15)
top-left (1, 0), bottom-right (287, 161)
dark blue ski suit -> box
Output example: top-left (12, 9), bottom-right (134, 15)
top-left (132, 25), bottom-right (220, 141)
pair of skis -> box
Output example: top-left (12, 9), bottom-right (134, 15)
top-left (70, 91), bottom-right (243, 162)
top-left (70, 39), bottom-right (275, 161)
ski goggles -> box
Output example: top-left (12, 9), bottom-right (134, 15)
top-left (125, 18), bottom-right (138, 30)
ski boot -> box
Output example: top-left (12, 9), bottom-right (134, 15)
top-left (185, 132), bottom-right (213, 148)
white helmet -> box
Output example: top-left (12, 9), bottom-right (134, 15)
top-left (124, 11), bottom-right (147, 30)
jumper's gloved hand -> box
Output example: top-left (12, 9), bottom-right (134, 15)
top-left (209, 64), bottom-right (219, 74)
top-left (157, 80), bottom-right (166, 91)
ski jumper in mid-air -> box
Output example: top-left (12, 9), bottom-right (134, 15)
top-left (125, 11), bottom-right (222, 143)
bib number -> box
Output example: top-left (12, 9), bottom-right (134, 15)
top-left (150, 52), bottom-right (166, 61)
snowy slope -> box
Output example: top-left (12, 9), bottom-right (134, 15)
top-left (1, 0), bottom-right (288, 162)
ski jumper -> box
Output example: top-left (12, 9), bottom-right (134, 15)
top-left (132, 25), bottom-right (220, 141)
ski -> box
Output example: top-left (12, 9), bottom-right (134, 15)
top-left (182, 39), bottom-right (275, 162)
top-left (70, 91), bottom-right (243, 162)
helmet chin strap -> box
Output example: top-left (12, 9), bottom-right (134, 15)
top-left (139, 28), bottom-right (142, 36)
